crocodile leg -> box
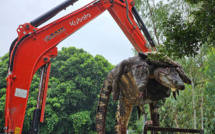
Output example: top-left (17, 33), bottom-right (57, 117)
top-left (149, 102), bottom-right (159, 134)
top-left (115, 96), bottom-right (133, 134)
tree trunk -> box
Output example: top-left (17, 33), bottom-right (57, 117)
top-left (174, 114), bottom-right (179, 128)
top-left (200, 85), bottom-right (204, 129)
top-left (189, 60), bottom-right (197, 129)
top-left (191, 77), bottom-right (197, 129)
top-left (146, 0), bottom-right (160, 46)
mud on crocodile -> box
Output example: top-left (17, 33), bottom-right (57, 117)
top-left (96, 52), bottom-right (191, 134)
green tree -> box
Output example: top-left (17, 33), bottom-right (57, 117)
top-left (202, 47), bottom-right (215, 133)
top-left (70, 111), bottom-right (92, 134)
top-left (162, 0), bottom-right (215, 58)
top-left (135, 0), bottom-right (189, 46)
top-left (0, 53), bottom-right (9, 131)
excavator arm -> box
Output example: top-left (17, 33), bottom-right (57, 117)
top-left (4, 0), bottom-right (156, 133)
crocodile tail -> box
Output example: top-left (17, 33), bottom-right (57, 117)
top-left (96, 74), bottom-right (113, 134)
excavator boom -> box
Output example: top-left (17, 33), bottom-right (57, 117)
top-left (4, 0), bottom-right (155, 133)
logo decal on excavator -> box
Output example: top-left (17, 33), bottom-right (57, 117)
top-left (69, 14), bottom-right (91, 26)
top-left (15, 127), bottom-right (21, 134)
top-left (44, 27), bottom-right (66, 42)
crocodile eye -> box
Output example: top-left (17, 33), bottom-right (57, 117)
top-left (136, 65), bottom-right (143, 68)
top-left (132, 65), bottom-right (143, 69)
top-left (159, 68), bottom-right (170, 74)
top-left (165, 68), bottom-right (170, 73)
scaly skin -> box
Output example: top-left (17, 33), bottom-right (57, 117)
top-left (96, 52), bottom-right (191, 134)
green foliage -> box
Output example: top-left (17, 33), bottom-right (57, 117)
top-left (135, 0), bottom-right (189, 46)
top-left (161, 0), bottom-right (215, 58)
top-left (161, 12), bottom-right (200, 58)
top-left (128, 116), bottom-right (144, 134)
top-left (70, 111), bottom-right (92, 133)
top-left (135, 0), bottom-right (215, 58)
top-left (0, 53), bottom-right (9, 131)
top-left (202, 47), bottom-right (215, 133)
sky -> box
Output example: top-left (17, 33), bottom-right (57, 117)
top-left (0, 0), bottom-right (136, 65)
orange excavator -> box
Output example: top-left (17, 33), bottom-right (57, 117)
top-left (4, 0), bottom-right (156, 133)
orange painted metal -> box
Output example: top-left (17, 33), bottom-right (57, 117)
top-left (108, 0), bottom-right (149, 52)
top-left (4, 0), bottom-right (150, 133)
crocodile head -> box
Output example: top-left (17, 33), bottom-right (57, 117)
top-left (154, 68), bottom-right (185, 91)
top-left (152, 67), bottom-right (191, 100)
top-left (137, 52), bottom-right (191, 100)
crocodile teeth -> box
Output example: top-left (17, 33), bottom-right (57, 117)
top-left (162, 98), bottom-right (166, 103)
top-left (173, 92), bottom-right (177, 100)
top-left (171, 87), bottom-right (177, 92)
top-left (177, 90), bottom-right (179, 95)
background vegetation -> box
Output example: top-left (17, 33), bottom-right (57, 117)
top-left (133, 0), bottom-right (215, 133)
top-left (0, 0), bottom-right (214, 133)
